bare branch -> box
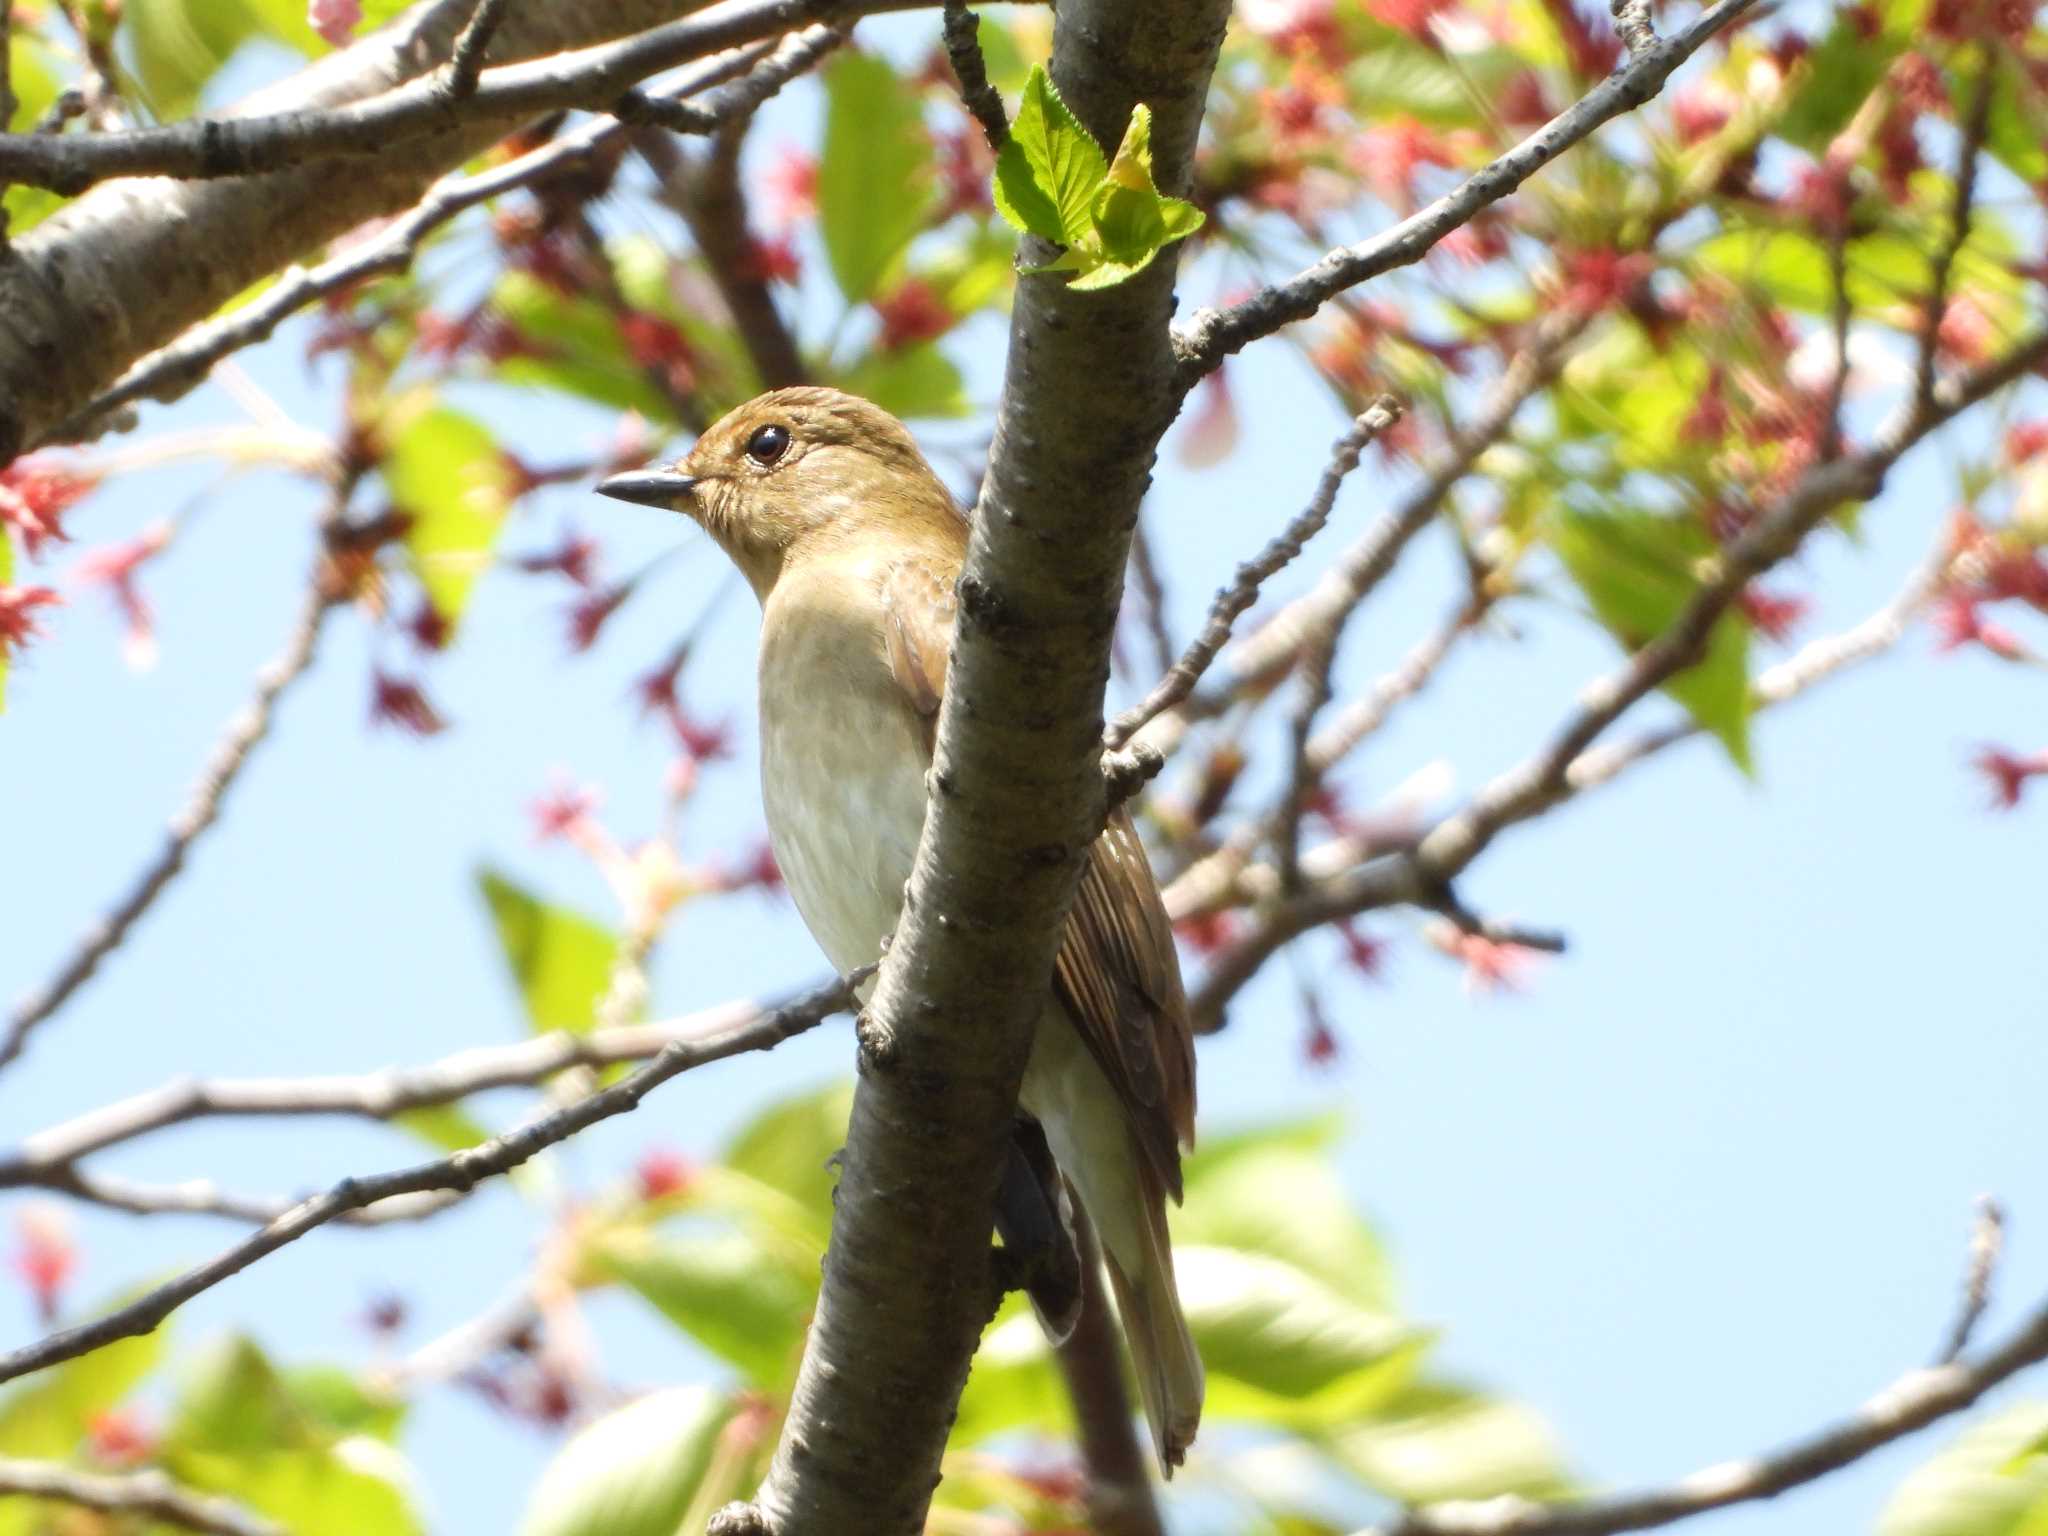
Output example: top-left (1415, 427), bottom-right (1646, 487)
top-left (1911, 47), bottom-right (1993, 424)
top-left (942, 0), bottom-right (1010, 150)
top-left (1359, 1283), bottom-right (2048, 1536)
top-left (1936, 1196), bottom-right (2006, 1366)
top-left (1170, 0), bottom-right (1758, 383)
top-left (0, 969), bottom-right (865, 1387)
top-left (444, 0), bottom-right (514, 98)
top-left (0, 1457), bottom-right (279, 1536)
top-left (26, 1163), bottom-right (464, 1227)
top-left (1608, 0), bottom-right (1656, 55)
top-left (1104, 397), bottom-right (1401, 752)
top-left (0, 993), bottom-right (775, 1173)
top-left (50, 29), bottom-right (836, 441)
top-left (2, 562), bottom-right (343, 1072)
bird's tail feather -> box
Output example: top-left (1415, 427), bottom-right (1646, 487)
top-left (1101, 1178), bottom-right (1203, 1476)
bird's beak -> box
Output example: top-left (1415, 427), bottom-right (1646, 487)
top-left (596, 469), bottom-right (699, 508)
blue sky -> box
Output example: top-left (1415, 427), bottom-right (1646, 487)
top-left (4, 16), bottom-right (2047, 1535)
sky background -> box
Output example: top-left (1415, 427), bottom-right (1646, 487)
top-left (3, 11), bottom-right (2046, 1534)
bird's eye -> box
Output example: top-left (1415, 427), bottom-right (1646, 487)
top-left (746, 424), bottom-right (791, 466)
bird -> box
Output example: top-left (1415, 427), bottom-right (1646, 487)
top-left (597, 385), bottom-right (1204, 1472)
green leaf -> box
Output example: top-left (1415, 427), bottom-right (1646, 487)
top-left (476, 868), bottom-right (622, 1036)
top-left (4, 34), bottom-right (64, 230)
top-left (1548, 507), bottom-right (1754, 771)
top-left (519, 1387), bottom-right (736, 1536)
top-left (1979, 53), bottom-right (2048, 186)
top-left (820, 52), bottom-right (934, 304)
top-left (174, 1442), bottom-right (425, 1536)
top-left (993, 64), bottom-right (1107, 245)
top-left (392, 1103), bottom-right (494, 1153)
top-left (588, 1228), bottom-right (812, 1391)
top-left (382, 400), bottom-right (516, 636)
top-left (1880, 1402), bottom-right (2048, 1536)
top-left (1181, 1245), bottom-right (1425, 1430)
top-left (124, 0), bottom-right (260, 118)
top-left (720, 1080), bottom-right (852, 1228)
top-left (836, 343), bottom-right (969, 420)
top-left (0, 1324), bottom-right (164, 1460)
top-left (1177, 1125), bottom-right (1397, 1314)
top-left (1343, 33), bottom-right (1474, 125)
top-left (1776, 17), bottom-right (1898, 151)
top-left (490, 271), bottom-right (681, 422)
top-left (1329, 1380), bottom-right (1576, 1504)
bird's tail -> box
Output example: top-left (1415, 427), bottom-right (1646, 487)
top-left (1099, 1170), bottom-right (1203, 1476)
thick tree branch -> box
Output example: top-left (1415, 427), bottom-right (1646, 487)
top-left (0, 970), bottom-right (864, 1387)
top-left (48, 32), bottom-right (832, 441)
top-left (1360, 1283), bottom-right (2048, 1536)
top-left (740, 0), bottom-right (1232, 1528)
top-left (0, 0), bottom-right (902, 456)
top-left (1169, 0), bottom-right (1758, 383)
top-left (0, 1457), bottom-right (279, 1536)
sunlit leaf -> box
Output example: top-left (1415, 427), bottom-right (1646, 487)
top-left (588, 1228), bottom-right (812, 1391)
top-left (491, 272), bottom-right (681, 422)
top-left (837, 343), bottom-right (970, 420)
top-left (1879, 1402), bottom-right (2048, 1536)
top-left (1328, 1379), bottom-right (1576, 1504)
top-left (519, 1387), bottom-right (736, 1536)
top-left (1776, 16), bottom-right (1898, 151)
top-left (476, 867), bottom-right (622, 1036)
top-left (820, 52), bottom-right (934, 303)
top-left (1548, 507), bottom-right (1754, 771)
top-left (383, 401), bottom-right (517, 636)
top-left (719, 1079), bottom-right (852, 1228)
top-left (0, 1323), bottom-right (164, 1461)
top-left (994, 64), bottom-right (1106, 246)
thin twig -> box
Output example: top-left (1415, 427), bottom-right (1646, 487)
top-left (1819, 218), bottom-right (1851, 462)
top-left (2, 552), bottom-right (346, 1072)
top-left (0, 1457), bottom-right (279, 1536)
top-left (1104, 397), bottom-right (1400, 752)
top-left (1608, 0), bottom-right (1656, 54)
top-left (943, 0), bottom-right (1009, 149)
top-left (1170, 0), bottom-right (1759, 384)
top-left (28, 1162), bottom-right (464, 1226)
top-left (1936, 1196), bottom-right (2006, 1365)
top-left (46, 29), bottom-right (834, 441)
top-left (444, 0), bottom-right (513, 98)
top-left (1911, 46), bottom-right (1993, 425)
top-left (1125, 518), bottom-right (1177, 686)
top-left (0, 969), bottom-right (866, 1387)
top-left (1357, 1281), bottom-right (2048, 1536)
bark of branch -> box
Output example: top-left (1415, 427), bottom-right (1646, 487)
top-left (0, 970), bottom-right (863, 1386)
top-left (739, 0), bottom-right (1232, 1528)
top-left (1362, 1283), bottom-right (2048, 1536)
top-left (0, 0), bottom-right (867, 456)
top-left (0, 1457), bottom-right (279, 1536)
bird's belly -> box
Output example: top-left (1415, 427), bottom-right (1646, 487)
top-left (760, 690), bottom-right (929, 977)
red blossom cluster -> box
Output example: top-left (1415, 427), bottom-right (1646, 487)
top-left (0, 454), bottom-right (97, 557)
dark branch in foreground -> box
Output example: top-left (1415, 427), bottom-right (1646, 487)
top-left (1169, 0), bottom-right (1759, 384)
top-left (1363, 1280), bottom-right (2048, 1536)
top-left (0, 970), bottom-right (865, 1387)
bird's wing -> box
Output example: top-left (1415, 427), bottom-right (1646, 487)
top-left (882, 558), bottom-right (1197, 1203)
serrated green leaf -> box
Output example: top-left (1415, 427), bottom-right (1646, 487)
top-left (1549, 508), bottom-right (1754, 771)
top-left (382, 401), bottom-right (515, 635)
top-left (1093, 179), bottom-right (1169, 264)
top-left (1329, 1379), bottom-right (1577, 1504)
top-left (519, 1387), bottom-right (735, 1536)
top-left (1880, 1403), bottom-right (2048, 1536)
top-left (993, 64), bottom-right (1107, 245)
top-left (837, 342), bottom-right (970, 420)
top-left (589, 1229), bottom-right (812, 1391)
top-left (820, 52), bottom-right (934, 303)
top-left (476, 868), bottom-right (622, 1036)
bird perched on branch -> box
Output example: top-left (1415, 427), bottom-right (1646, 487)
top-left (598, 386), bottom-right (1203, 1472)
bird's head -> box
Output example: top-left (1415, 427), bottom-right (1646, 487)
top-left (596, 386), bottom-right (960, 598)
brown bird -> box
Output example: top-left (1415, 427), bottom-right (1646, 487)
top-left (598, 386), bottom-right (1203, 1470)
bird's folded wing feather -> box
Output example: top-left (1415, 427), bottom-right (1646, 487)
top-left (881, 557), bottom-right (1197, 1203)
